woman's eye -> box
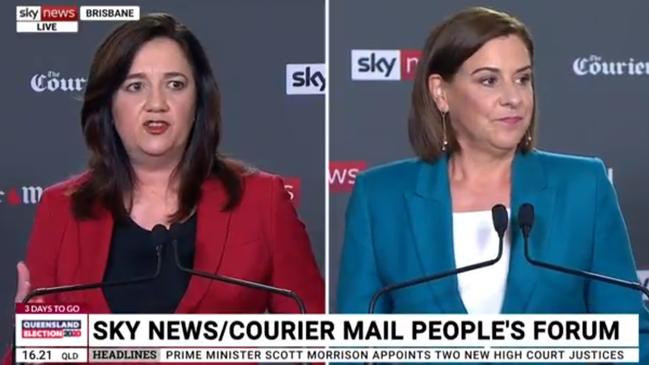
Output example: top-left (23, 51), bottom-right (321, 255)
top-left (125, 82), bottom-right (143, 92)
top-left (517, 74), bottom-right (532, 85)
top-left (168, 80), bottom-right (185, 90)
top-left (480, 76), bottom-right (497, 86)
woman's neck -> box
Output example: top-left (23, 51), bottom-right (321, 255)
top-left (449, 148), bottom-right (515, 185)
top-left (130, 160), bottom-right (180, 206)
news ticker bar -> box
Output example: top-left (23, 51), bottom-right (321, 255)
top-left (15, 313), bottom-right (640, 348)
top-left (16, 6), bottom-right (139, 33)
top-left (14, 347), bottom-right (639, 363)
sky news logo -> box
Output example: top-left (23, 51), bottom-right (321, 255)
top-left (351, 49), bottom-right (422, 81)
top-left (329, 161), bottom-right (367, 192)
top-left (21, 320), bottom-right (82, 339)
top-left (0, 186), bottom-right (43, 205)
top-left (286, 63), bottom-right (326, 95)
top-left (16, 5), bottom-right (139, 33)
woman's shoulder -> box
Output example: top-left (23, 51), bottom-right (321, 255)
top-left (532, 149), bottom-right (607, 178)
top-left (226, 168), bottom-right (294, 212)
top-left (358, 158), bottom-right (422, 184)
top-left (349, 158), bottom-right (426, 199)
top-left (203, 161), bottom-right (280, 191)
top-left (241, 168), bottom-right (285, 191)
top-left (40, 171), bottom-right (91, 204)
top-left (533, 149), bottom-right (604, 166)
top-left (203, 165), bottom-right (286, 200)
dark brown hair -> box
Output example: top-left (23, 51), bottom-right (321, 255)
top-left (409, 7), bottom-right (537, 161)
top-left (72, 13), bottom-right (243, 221)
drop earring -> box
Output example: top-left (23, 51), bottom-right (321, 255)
top-left (441, 111), bottom-right (449, 152)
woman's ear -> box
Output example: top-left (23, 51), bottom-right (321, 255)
top-left (427, 74), bottom-right (449, 113)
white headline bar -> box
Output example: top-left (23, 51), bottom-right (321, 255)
top-left (78, 314), bottom-right (638, 348)
top-left (15, 314), bottom-right (639, 351)
top-left (158, 347), bottom-right (639, 363)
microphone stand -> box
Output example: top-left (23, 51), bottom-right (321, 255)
top-left (170, 240), bottom-right (306, 314)
top-left (518, 203), bottom-right (649, 299)
top-left (368, 205), bottom-right (509, 314)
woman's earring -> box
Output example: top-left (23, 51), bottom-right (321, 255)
top-left (526, 130), bottom-right (533, 145)
top-left (441, 112), bottom-right (449, 152)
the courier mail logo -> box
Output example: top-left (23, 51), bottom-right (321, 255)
top-left (351, 49), bottom-right (421, 81)
top-left (286, 63), bottom-right (326, 95)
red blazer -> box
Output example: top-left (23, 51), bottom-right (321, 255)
top-left (21, 170), bottom-right (324, 313)
top-left (5, 172), bottom-right (323, 364)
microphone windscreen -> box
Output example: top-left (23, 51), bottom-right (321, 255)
top-left (151, 224), bottom-right (169, 247)
top-left (518, 203), bottom-right (535, 228)
top-left (491, 204), bottom-right (509, 238)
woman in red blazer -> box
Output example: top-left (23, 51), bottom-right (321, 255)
top-left (17, 170), bottom-right (324, 314)
top-left (12, 13), bottom-right (324, 315)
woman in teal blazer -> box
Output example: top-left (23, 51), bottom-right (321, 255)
top-left (337, 7), bottom-right (648, 363)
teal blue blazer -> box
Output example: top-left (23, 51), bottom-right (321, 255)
top-left (337, 150), bottom-right (648, 363)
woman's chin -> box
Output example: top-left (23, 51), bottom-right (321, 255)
top-left (137, 142), bottom-right (176, 156)
top-left (491, 135), bottom-right (526, 151)
top-left (130, 146), bottom-right (178, 162)
top-left (486, 140), bottom-right (522, 155)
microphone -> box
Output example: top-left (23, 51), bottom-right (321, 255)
top-left (518, 203), bottom-right (649, 298)
top-left (12, 224), bottom-right (168, 365)
top-left (367, 204), bottom-right (509, 313)
top-left (168, 224), bottom-right (307, 314)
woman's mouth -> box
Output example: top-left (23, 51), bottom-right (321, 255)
top-left (143, 120), bottom-right (170, 135)
top-left (497, 116), bottom-right (523, 125)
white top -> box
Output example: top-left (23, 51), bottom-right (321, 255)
top-left (452, 209), bottom-right (511, 314)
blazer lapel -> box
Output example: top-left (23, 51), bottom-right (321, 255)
top-left (501, 151), bottom-right (556, 313)
top-left (405, 157), bottom-right (467, 314)
top-left (175, 178), bottom-right (232, 313)
top-left (78, 207), bottom-right (113, 313)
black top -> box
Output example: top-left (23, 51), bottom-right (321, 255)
top-left (102, 215), bottom-right (196, 313)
